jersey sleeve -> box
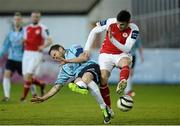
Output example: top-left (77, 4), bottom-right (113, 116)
top-left (110, 23), bottom-right (139, 53)
top-left (23, 27), bottom-right (27, 40)
top-left (55, 68), bottom-right (71, 85)
top-left (0, 33), bottom-right (11, 58)
top-left (69, 45), bottom-right (84, 57)
top-left (41, 24), bottom-right (50, 39)
top-left (97, 18), bottom-right (117, 30)
top-left (84, 18), bottom-right (117, 51)
top-left (125, 23), bottom-right (139, 47)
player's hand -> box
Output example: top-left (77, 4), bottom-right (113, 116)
top-left (83, 51), bottom-right (90, 59)
top-left (81, 52), bottom-right (89, 61)
top-left (31, 96), bottom-right (44, 103)
top-left (38, 45), bottom-right (45, 52)
top-left (96, 22), bottom-right (101, 26)
top-left (56, 57), bottom-right (68, 65)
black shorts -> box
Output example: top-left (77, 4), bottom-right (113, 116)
top-left (131, 55), bottom-right (136, 69)
top-left (77, 64), bottom-right (101, 84)
top-left (5, 59), bottom-right (22, 75)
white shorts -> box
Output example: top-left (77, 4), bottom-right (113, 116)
top-left (98, 53), bottom-right (132, 72)
top-left (22, 50), bottom-right (43, 75)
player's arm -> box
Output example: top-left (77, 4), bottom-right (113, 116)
top-left (59, 45), bottom-right (89, 65)
top-left (109, 24), bottom-right (139, 53)
top-left (137, 39), bottom-right (144, 62)
top-left (57, 53), bottom-right (88, 65)
top-left (39, 37), bottom-right (53, 51)
top-left (66, 53), bottom-right (89, 63)
top-left (138, 46), bottom-right (144, 62)
top-left (38, 26), bottom-right (53, 51)
top-left (0, 34), bottom-right (11, 59)
top-left (84, 18), bottom-right (116, 52)
top-left (22, 27), bottom-right (27, 45)
top-left (31, 84), bottom-right (63, 103)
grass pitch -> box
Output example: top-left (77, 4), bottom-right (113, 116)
top-left (0, 83), bottom-right (180, 125)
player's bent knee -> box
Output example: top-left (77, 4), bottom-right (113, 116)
top-left (74, 78), bottom-right (82, 83)
top-left (24, 74), bottom-right (33, 82)
top-left (118, 57), bottom-right (131, 68)
top-left (101, 72), bottom-right (110, 85)
top-left (4, 70), bottom-right (12, 78)
top-left (101, 77), bottom-right (108, 85)
top-left (82, 72), bottom-right (93, 84)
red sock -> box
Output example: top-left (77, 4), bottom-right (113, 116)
top-left (22, 81), bottom-right (31, 99)
top-left (120, 66), bottom-right (130, 80)
top-left (32, 78), bottom-right (45, 87)
top-left (100, 84), bottom-right (111, 108)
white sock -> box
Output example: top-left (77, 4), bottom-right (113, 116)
top-left (76, 81), bottom-right (87, 88)
top-left (30, 84), bottom-right (37, 96)
top-left (3, 77), bottom-right (11, 98)
top-left (125, 76), bottom-right (132, 94)
top-left (87, 81), bottom-right (106, 109)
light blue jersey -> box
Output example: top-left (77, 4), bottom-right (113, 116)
top-left (130, 38), bottom-right (142, 56)
top-left (0, 28), bottom-right (24, 62)
top-left (55, 45), bottom-right (97, 85)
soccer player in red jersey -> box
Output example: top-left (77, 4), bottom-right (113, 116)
top-left (84, 10), bottom-right (139, 115)
top-left (20, 11), bottom-right (52, 101)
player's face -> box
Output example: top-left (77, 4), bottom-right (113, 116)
top-left (117, 21), bottom-right (129, 31)
top-left (13, 16), bottom-right (22, 27)
top-left (31, 13), bottom-right (41, 25)
top-left (50, 47), bottom-right (65, 61)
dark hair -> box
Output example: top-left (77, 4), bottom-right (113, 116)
top-left (117, 10), bottom-right (131, 22)
top-left (14, 12), bottom-right (22, 17)
top-left (48, 44), bottom-right (64, 55)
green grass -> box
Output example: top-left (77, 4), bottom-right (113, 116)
top-left (0, 83), bottom-right (180, 125)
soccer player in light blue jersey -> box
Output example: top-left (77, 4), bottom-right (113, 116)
top-left (31, 44), bottom-right (111, 124)
top-left (0, 12), bottom-right (29, 101)
top-left (0, 12), bottom-right (44, 101)
top-left (124, 37), bottom-right (144, 97)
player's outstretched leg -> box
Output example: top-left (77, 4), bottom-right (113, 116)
top-left (116, 79), bottom-right (127, 94)
top-left (68, 82), bottom-right (88, 95)
top-left (87, 80), bottom-right (111, 124)
top-left (101, 106), bottom-right (111, 124)
top-left (100, 84), bottom-right (114, 118)
top-left (116, 66), bottom-right (129, 94)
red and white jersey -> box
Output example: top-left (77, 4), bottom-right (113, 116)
top-left (84, 18), bottom-right (139, 54)
top-left (24, 23), bottom-right (50, 51)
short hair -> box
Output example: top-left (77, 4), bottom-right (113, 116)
top-left (14, 12), bottom-right (22, 17)
top-left (48, 44), bottom-right (64, 55)
top-left (117, 10), bottom-right (131, 22)
top-left (31, 11), bottom-right (41, 16)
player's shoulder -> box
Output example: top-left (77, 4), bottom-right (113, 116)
top-left (68, 44), bottom-right (83, 56)
top-left (70, 44), bottom-right (83, 50)
top-left (39, 23), bottom-right (48, 29)
top-left (129, 23), bottom-right (139, 31)
top-left (7, 28), bottom-right (17, 36)
top-left (23, 24), bottom-right (33, 31)
top-left (107, 18), bottom-right (117, 23)
top-left (98, 18), bottom-right (117, 26)
top-left (8, 29), bottom-right (14, 35)
top-left (25, 24), bottom-right (33, 28)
